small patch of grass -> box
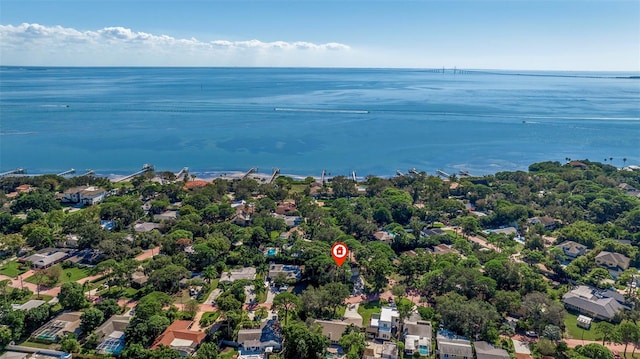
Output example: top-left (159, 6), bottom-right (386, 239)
top-left (565, 312), bottom-right (599, 341)
top-left (358, 300), bottom-right (381, 327)
top-left (0, 260), bottom-right (28, 277)
top-left (19, 340), bottom-right (55, 349)
top-left (218, 348), bottom-right (238, 359)
top-left (199, 311), bottom-right (221, 327)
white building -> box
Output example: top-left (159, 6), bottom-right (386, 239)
top-left (369, 306), bottom-right (399, 341)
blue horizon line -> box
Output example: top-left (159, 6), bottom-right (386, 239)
top-left (1, 65), bottom-right (638, 75)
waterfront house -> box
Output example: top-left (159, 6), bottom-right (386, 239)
top-left (151, 320), bottom-right (206, 356)
top-left (61, 186), bottom-right (107, 206)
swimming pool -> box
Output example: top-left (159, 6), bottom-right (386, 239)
top-left (267, 248), bottom-right (276, 256)
top-left (419, 346), bottom-right (429, 355)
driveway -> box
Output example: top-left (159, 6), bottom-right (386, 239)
top-left (344, 303), bottom-right (363, 327)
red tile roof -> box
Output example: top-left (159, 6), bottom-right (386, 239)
top-left (184, 180), bottom-right (210, 190)
top-left (151, 320), bottom-right (206, 349)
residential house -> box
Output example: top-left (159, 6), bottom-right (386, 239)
top-left (556, 241), bottom-right (588, 259)
top-left (131, 271), bottom-right (149, 289)
top-left (61, 186), bottom-right (107, 206)
top-left (562, 285), bottom-right (629, 321)
top-left (15, 184), bottom-right (35, 194)
top-left (421, 228), bottom-right (445, 238)
top-left (363, 342), bottom-right (399, 359)
top-left (31, 312), bottom-right (83, 343)
top-left (474, 341), bottom-right (510, 359)
top-left (220, 267), bottom-right (257, 283)
top-left (403, 320), bottom-right (432, 357)
top-left (153, 210), bottom-right (178, 222)
top-left (133, 222), bottom-right (161, 232)
top-left (21, 248), bottom-right (71, 269)
top-left (275, 200), bottom-right (297, 215)
top-left (368, 306), bottom-right (399, 341)
top-left (436, 330), bottom-right (472, 359)
top-left (433, 244), bottom-right (459, 255)
top-left (313, 319), bottom-right (350, 345)
top-left (95, 315), bottom-right (131, 356)
top-left (267, 263), bottom-right (302, 282)
top-left (236, 319), bottom-right (282, 357)
top-left (595, 251), bottom-right (631, 278)
top-left (272, 213), bottom-right (302, 227)
top-left (373, 231), bottom-right (395, 243)
top-left (528, 216), bottom-right (557, 230)
top-left (151, 320), bottom-right (206, 356)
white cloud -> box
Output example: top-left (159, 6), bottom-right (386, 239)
top-left (0, 23), bottom-right (353, 66)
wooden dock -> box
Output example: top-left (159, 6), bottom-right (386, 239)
top-left (0, 168), bottom-right (25, 178)
top-left (114, 164), bottom-right (154, 183)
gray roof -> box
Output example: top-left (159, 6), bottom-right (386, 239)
top-left (563, 286), bottom-right (628, 320)
top-left (595, 251), bottom-right (631, 270)
top-left (404, 321), bottom-right (432, 339)
top-left (437, 338), bottom-right (473, 357)
top-left (557, 241), bottom-right (587, 257)
top-left (221, 267), bottom-right (257, 282)
top-left (474, 341), bottom-right (510, 359)
top-left (23, 250), bottom-right (70, 268)
top-left (134, 222), bottom-right (161, 232)
top-left (95, 315), bottom-right (131, 340)
top-left (314, 320), bottom-right (350, 342)
top-left (237, 329), bottom-right (262, 344)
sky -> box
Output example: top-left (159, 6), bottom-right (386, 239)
top-left (0, 0), bottom-right (639, 70)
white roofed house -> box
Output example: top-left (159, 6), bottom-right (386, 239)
top-left (368, 306), bottom-right (399, 341)
top-left (61, 186), bottom-right (108, 206)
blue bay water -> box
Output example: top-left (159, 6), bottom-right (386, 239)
top-left (0, 67), bottom-right (639, 178)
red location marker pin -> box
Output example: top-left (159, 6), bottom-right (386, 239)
top-left (331, 242), bottom-right (349, 267)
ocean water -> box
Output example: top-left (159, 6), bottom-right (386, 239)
top-left (1, 67), bottom-right (639, 178)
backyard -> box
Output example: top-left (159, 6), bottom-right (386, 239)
top-left (358, 300), bottom-right (381, 327)
top-left (565, 313), bottom-right (599, 341)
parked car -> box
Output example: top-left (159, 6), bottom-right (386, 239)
top-left (525, 331), bottom-right (538, 338)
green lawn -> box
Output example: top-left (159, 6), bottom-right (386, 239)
top-left (98, 286), bottom-right (139, 299)
top-left (358, 300), bottom-right (381, 327)
top-left (61, 267), bottom-right (91, 282)
top-left (565, 313), bottom-right (599, 341)
top-left (0, 260), bottom-right (28, 277)
top-left (24, 266), bottom-right (91, 285)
